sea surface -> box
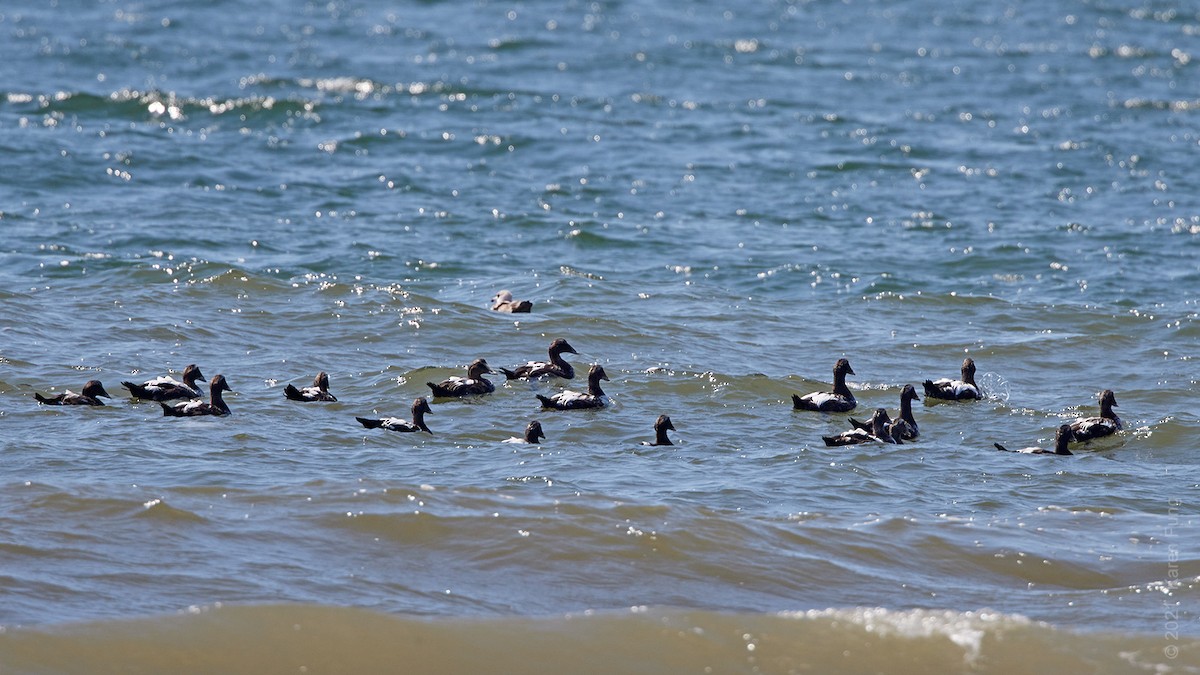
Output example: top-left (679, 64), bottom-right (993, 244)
top-left (1, 0), bottom-right (1198, 671)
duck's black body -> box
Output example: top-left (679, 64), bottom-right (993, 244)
top-left (284, 371), bottom-right (338, 402)
top-left (923, 358), bottom-right (982, 401)
top-left (850, 384), bottom-right (920, 440)
top-left (357, 398), bottom-right (433, 434)
top-left (641, 414), bottom-right (676, 446)
top-left (35, 380), bottom-right (111, 406)
top-left (1069, 389), bottom-right (1122, 442)
top-left (123, 364), bottom-right (206, 401)
top-left (536, 365), bottom-right (608, 410)
top-left (427, 359), bottom-right (495, 398)
top-left (995, 424), bottom-right (1075, 455)
top-left (823, 408), bottom-right (900, 446)
top-left (504, 420), bottom-right (546, 444)
top-left (501, 338), bottom-right (577, 380)
top-left (792, 358), bottom-right (857, 412)
top-left (161, 374), bottom-right (232, 417)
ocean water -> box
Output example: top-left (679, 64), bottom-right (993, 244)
top-left (1, 0), bottom-right (1198, 671)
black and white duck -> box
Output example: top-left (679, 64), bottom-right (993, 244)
top-left (427, 358), bottom-right (495, 398)
top-left (923, 357), bottom-right (982, 401)
top-left (356, 398), bottom-right (433, 434)
top-left (284, 371), bottom-right (338, 402)
top-left (34, 379), bottom-right (111, 406)
top-left (160, 374), bottom-right (232, 417)
top-left (641, 414), bottom-right (677, 446)
top-left (994, 424), bottom-right (1075, 455)
top-left (850, 384), bottom-right (920, 440)
top-left (123, 363), bottom-right (206, 401)
top-left (792, 358), bottom-right (857, 412)
top-left (500, 338), bottom-right (577, 380)
top-left (503, 420), bottom-right (546, 444)
top-left (536, 364), bottom-right (609, 410)
top-left (823, 408), bottom-right (902, 446)
top-left (1068, 389), bottom-right (1122, 442)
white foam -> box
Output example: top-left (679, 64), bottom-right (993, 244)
top-left (782, 607), bottom-right (1037, 663)
top-left (977, 372), bottom-right (1011, 402)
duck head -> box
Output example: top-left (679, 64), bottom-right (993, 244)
top-left (525, 420), bottom-right (546, 443)
top-left (82, 380), bottom-right (112, 399)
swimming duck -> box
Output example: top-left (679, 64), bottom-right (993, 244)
top-left (503, 420), bottom-right (546, 444)
top-left (536, 364), bottom-right (609, 410)
top-left (284, 371), bottom-right (338, 402)
top-left (500, 338), bottom-right (578, 380)
top-left (1068, 389), bottom-right (1122, 442)
top-left (492, 290), bottom-right (533, 313)
top-left (849, 384), bottom-right (920, 440)
top-left (123, 364), bottom-right (206, 401)
top-left (356, 398), bottom-right (433, 434)
top-left (883, 420), bottom-right (908, 444)
top-left (823, 408), bottom-right (902, 446)
top-left (427, 358), bottom-right (495, 398)
top-left (994, 424), bottom-right (1075, 455)
top-left (792, 358), bottom-right (857, 412)
top-left (923, 358), bottom-right (982, 401)
top-left (641, 414), bottom-right (677, 446)
top-left (34, 379), bottom-right (111, 406)
top-left (161, 374), bottom-right (232, 417)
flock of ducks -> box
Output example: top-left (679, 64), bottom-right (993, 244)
top-left (796, 357), bottom-right (1122, 455)
top-left (29, 333), bottom-right (675, 446)
top-left (347, 338), bottom-right (636, 441)
top-left (31, 351), bottom-right (1121, 454)
top-left (31, 290), bottom-right (1123, 453)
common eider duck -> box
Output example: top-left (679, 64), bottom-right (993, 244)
top-left (641, 414), bottom-right (676, 446)
top-left (850, 384), bottom-right (920, 440)
top-left (123, 364), bottom-right (206, 401)
top-left (492, 290), bottom-right (532, 313)
top-left (792, 358), bottom-right (857, 412)
top-left (823, 408), bottom-right (901, 446)
top-left (994, 424), bottom-right (1075, 455)
top-left (1068, 389), bottom-right (1122, 442)
top-left (503, 420), bottom-right (546, 444)
top-left (34, 379), bottom-right (111, 406)
top-left (501, 338), bottom-right (577, 380)
top-left (536, 364), bottom-right (608, 410)
top-left (284, 371), bottom-right (338, 402)
top-left (427, 358), bottom-right (495, 398)
top-left (356, 397), bottom-right (433, 434)
top-left (923, 358), bottom-right (982, 401)
top-left (883, 420), bottom-right (908, 444)
top-left (161, 374), bottom-right (232, 417)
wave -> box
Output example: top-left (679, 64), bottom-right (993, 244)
top-left (2, 89), bottom-right (320, 127)
top-left (0, 604), bottom-right (1190, 674)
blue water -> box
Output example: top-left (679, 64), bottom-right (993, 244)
top-left (1, 0), bottom-right (1198, 671)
